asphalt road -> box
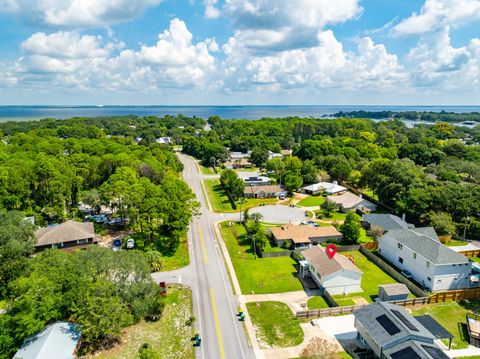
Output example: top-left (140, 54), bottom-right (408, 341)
top-left (153, 154), bottom-right (253, 359)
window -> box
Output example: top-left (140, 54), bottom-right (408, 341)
top-left (413, 253), bottom-right (417, 259)
top-left (397, 243), bottom-right (403, 250)
top-left (438, 279), bottom-right (442, 283)
top-left (427, 277), bottom-right (431, 281)
top-left (399, 257), bottom-right (403, 264)
top-left (52, 242), bottom-right (64, 248)
top-left (77, 239), bottom-right (88, 244)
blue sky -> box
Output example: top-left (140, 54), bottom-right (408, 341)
top-left (0, 0), bottom-right (479, 105)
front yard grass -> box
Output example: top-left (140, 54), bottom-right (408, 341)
top-left (471, 256), bottom-right (480, 263)
top-left (246, 301), bottom-right (303, 348)
top-left (315, 210), bottom-right (347, 221)
top-left (220, 222), bottom-right (303, 294)
top-left (333, 251), bottom-right (400, 304)
top-left (160, 236), bottom-right (190, 271)
top-left (445, 240), bottom-right (468, 247)
top-left (204, 179), bottom-right (277, 212)
top-left (200, 165), bottom-right (217, 175)
top-left (297, 196), bottom-right (326, 207)
top-left (91, 285), bottom-right (194, 359)
top-left (410, 300), bottom-right (480, 349)
top-left (307, 296), bottom-right (330, 309)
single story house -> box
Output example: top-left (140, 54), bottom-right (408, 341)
top-left (243, 175), bottom-right (272, 186)
top-left (271, 224), bottom-right (342, 248)
top-left (14, 322), bottom-right (81, 359)
top-left (230, 151), bottom-right (251, 160)
top-left (302, 181), bottom-right (347, 196)
top-left (281, 149), bottom-right (292, 157)
top-left (34, 220), bottom-right (97, 252)
top-left (327, 192), bottom-right (377, 213)
top-left (378, 283), bottom-right (410, 302)
top-left (300, 245), bottom-right (362, 295)
top-left (244, 185), bottom-right (286, 199)
top-left (268, 151), bottom-right (283, 160)
top-left (354, 302), bottom-right (451, 359)
top-left (362, 214), bottom-right (414, 232)
top-left (378, 228), bottom-right (471, 291)
top-left (224, 158), bottom-right (252, 169)
top-left (155, 137), bottom-right (172, 144)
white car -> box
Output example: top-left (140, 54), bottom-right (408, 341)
top-left (126, 238), bottom-right (135, 249)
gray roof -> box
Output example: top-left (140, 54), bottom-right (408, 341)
top-left (379, 283), bottom-right (410, 296)
top-left (35, 220), bottom-right (95, 246)
top-left (383, 339), bottom-right (449, 359)
top-left (302, 245), bottom-right (362, 277)
top-left (362, 214), bottom-right (414, 231)
top-left (379, 228), bottom-right (469, 265)
top-left (14, 322), bottom-right (80, 359)
top-left (354, 302), bottom-right (435, 349)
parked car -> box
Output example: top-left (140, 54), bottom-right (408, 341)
top-left (112, 239), bottom-right (122, 250)
top-left (401, 269), bottom-right (412, 279)
top-left (279, 194), bottom-right (286, 200)
top-left (126, 238), bottom-right (135, 249)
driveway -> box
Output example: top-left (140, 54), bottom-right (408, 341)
top-left (250, 204), bottom-right (307, 224)
top-left (313, 315), bottom-right (358, 340)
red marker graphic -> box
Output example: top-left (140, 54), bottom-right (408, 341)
top-left (326, 244), bottom-right (337, 260)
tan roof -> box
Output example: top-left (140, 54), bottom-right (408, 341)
top-left (379, 283), bottom-right (410, 296)
top-left (225, 158), bottom-right (251, 166)
top-left (244, 185), bottom-right (284, 194)
top-left (271, 224), bottom-right (341, 241)
top-left (302, 245), bottom-right (362, 277)
top-left (281, 149), bottom-right (292, 156)
top-left (35, 220), bottom-right (95, 246)
top-left (327, 192), bottom-right (375, 209)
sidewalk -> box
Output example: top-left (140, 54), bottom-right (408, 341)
top-left (445, 346), bottom-right (480, 358)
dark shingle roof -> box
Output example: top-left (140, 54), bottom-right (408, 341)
top-left (363, 214), bottom-right (414, 231)
top-left (354, 302), bottom-right (435, 348)
top-left (379, 228), bottom-right (469, 265)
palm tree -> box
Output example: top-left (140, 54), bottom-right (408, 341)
top-left (250, 212), bottom-right (264, 223)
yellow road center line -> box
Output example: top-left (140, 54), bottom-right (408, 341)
top-left (198, 225), bottom-right (209, 264)
top-left (210, 288), bottom-right (226, 359)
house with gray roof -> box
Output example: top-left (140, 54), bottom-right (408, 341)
top-left (378, 228), bottom-right (471, 291)
top-left (354, 302), bottom-right (450, 359)
top-left (300, 245), bottom-right (362, 295)
top-left (362, 214), bottom-right (414, 232)
top-left (34, 220), bottom-right (97, 253)
top-left (14, 322), bottom-right (81, 359)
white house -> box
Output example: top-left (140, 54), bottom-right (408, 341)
top-left (300, 246), bottom-right (362, 295)
top-left (156, 137), bottom-right (172, 144)
top-left (302, 181), bottom-right (347, 195)
top-left (378, 228), bottom-right (471, 291)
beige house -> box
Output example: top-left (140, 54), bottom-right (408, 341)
top-left (327, 192), bottom-right (377, 213)
top-left (244, 185), bottom-right (286, 199)
top-left (35, 220), bottom-right (97, 252)
top-left (271, 224), bottom-right (342, 248)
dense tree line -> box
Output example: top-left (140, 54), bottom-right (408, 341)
top-left (332, 110), bottom-right (480, 123)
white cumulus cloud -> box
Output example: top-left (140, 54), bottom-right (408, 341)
top-left (1, 0), bottom-right (162, 27)
top-left (393, 0), bottom-right (480, 36)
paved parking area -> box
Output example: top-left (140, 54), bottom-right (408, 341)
top-left (250, 204), bottom-right (307, 224)
top-left (313, 314), bottom-right (358, 340)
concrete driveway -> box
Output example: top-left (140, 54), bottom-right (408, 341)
top-left (250, 204), bottom-right (307, 224)
top-left (313, 314), bottom-right (358, 340)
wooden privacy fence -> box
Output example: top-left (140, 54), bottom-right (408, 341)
top-left (459, 249), bottom-right (480, 258)
top-left (295, 288), bottom-right (480, 319)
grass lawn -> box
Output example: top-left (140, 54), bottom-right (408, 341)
top-left (160, 237), bottom-right (190, 271)
top-left (307, 296), bottom-right (330, 309)
top-left (332, 251), bottom-right (400, 304)
top-left (91, 285), bottom-right (194, 359)
top-left (204, 179), bottom-right (278, 212)
top-left (200, 165), bottom-right (217, 175)
top-left (410, 300), bottom-right (480, 349)
top-left (445, 240), bottom-right (468, 247)
top-left (220, 222), bottom-right (303, 294)
top-left (315, 210), bottom-right (347, 221)
top-left (358, 228), bottom-right (375, 244)
top-left (297, 196), bottom-right (325, 207)
top-left (0, 300), bottom-right (5, 310)
top-left (471, 256), bottom-right (480, 263)
top-left (246, 301), bottom-right (303, 348)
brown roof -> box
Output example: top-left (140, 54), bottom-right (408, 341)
top-left (327, 192), bottom-right (376, 209)
top-left (225, 158), bottom-right (251, 166)
top-left (244, 185), bottom-right (284, 194)
top-left (35, 220), bottom-right (95, 246)
top-left (302, 245), bottom-right (362, 277)
top-left (271, 224), bottom-right (342, 241)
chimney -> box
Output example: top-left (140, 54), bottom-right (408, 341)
top-left (402, 213), bottom-right (406, 221)
top-left (333, 180), bottom-right (338, 185)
